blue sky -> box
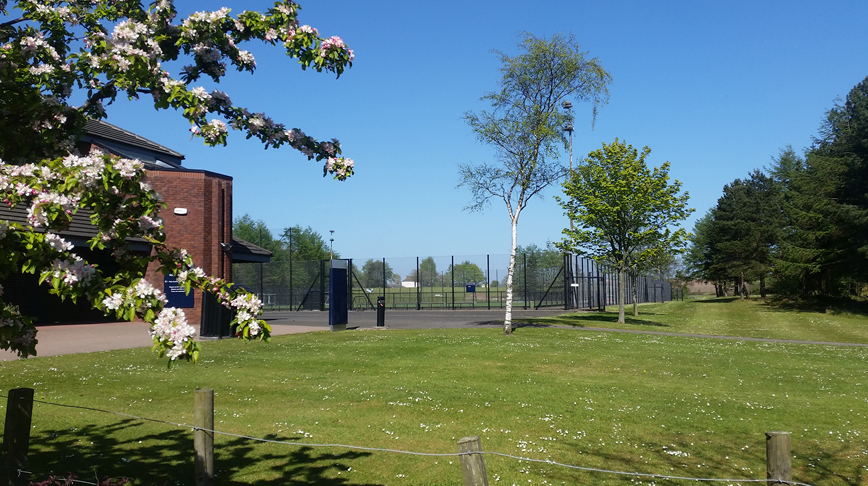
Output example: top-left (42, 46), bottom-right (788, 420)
top-left (103, 0), bottom-right (868, 265)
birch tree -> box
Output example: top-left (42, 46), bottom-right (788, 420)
top-left (459, 33), bottom-right (611, 334)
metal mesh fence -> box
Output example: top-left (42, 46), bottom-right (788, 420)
top-left (232, 253), bottom-right (679, 311)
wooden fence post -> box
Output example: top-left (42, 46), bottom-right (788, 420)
top-left (194, 388), bottom-right (214, 486)
top-left (457, 436), bottom-right (489, 486)
top-left (766, 431), bottom-right (791, 485)
top-left (2, 388), bottom-right (34, 486)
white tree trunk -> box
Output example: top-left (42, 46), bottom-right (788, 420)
top-left (504, 215), bottom-right (519, 335)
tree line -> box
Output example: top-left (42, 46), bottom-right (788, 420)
top-left (685, 75), bottom-right (868, 299)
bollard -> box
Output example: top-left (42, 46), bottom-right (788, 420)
top-left (766, 431), bottom-right (792, 486)
top-left (377, 296), bottom-right (385, 327)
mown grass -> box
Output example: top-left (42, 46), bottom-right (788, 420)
top-left (518, 296), bottom-right (868, 344)
top-left (0, 299), bottom-right (867, 485)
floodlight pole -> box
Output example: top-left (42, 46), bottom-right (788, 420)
top-left (329, 230), bottom-right (335, 263)
top-left (562, 100), bottom-right (574, 231)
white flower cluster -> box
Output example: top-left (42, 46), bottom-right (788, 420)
top-left (50, 255), bottom-right (95, 286)
top-left (324, 157), bottom-right (355, 181)
top-left (196, 119), bottom-right (227, 144)
top-left (151, 307), bottom-right (196, 360)
top-left (112, 157), bottom-right (143, 178)
top-left (184, 7), bottom-right (230, 27)
top-left (102, 279), bottom-right (168, 311)
top-left (137, 215), bottom-right (162, 232)
top-left (0, 307), bottom-right (27, 329)
top-left (27, 191), bottom-right (78, 227)
top-left (62, 153), bottom-right (105, 188)
top-left (44, 232), bottom-right (73, 251)
top-left (230, 292), bottom-right (263, 336)
top-left (176, 266), bottom-right (207, 285)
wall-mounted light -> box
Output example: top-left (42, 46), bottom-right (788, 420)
top-left (174, 208), bottom-right (188, 215)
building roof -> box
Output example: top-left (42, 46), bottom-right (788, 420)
top-left (0, 205), bottom-right (270, 263)
top-left (0, 205), bottom-right (150, 251)
top-left (81, 119), bottom-right (186, 169)
top-left (85, 119), bottom-right (185, 159)
top-left (231, 237), bottom-right (274, 263)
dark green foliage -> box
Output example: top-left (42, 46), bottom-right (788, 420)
top-left (772, 77), bottom-right (868, 296)
top-left (706, 170), bottom-right (782, 298)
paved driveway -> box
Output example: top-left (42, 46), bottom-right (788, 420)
top-left (0, 308), bottom-right (566, 361)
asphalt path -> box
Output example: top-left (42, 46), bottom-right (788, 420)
top-left (0, 308), bottom-right (566, 361)
top-left (3, 307), bottom-right (865, 361)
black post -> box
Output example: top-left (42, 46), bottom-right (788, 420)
top-left (320, 259), bottom-right (326, 311)
top-left (486, 255), bottom-right (491, 311)
top-left (451, 256), bottom-right (455, 310)
top-left (598, 266), bottom-right (604, 312)
top-left (563, 253), bottom-right (569, 311)
top-left (523, 253), bottom-right (528, 310)
top-left (348, 258), bottom-right (354, 311)
top-left (288, 229), bottom-right (293, 310)
top-left (377, 296), bottom-right (385, 327)
top-left (416, 256), bottom-right (421, 310)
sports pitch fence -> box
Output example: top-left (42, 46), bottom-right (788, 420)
top-left (233, 254), bottom-right (681, 312)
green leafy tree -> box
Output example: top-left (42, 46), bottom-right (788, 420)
top-left (459, 32), bottom-right (611, 334)
top-left (0, 0), bottom-right (354, 362)
top-left (359, 259), bottom-right (395, 289)
top-left (558, 139), bottom-right (693, 323)
top-left (419, 257), bottom-right (438, 287)
top-left (281, 225), bottom-right (335, 262)
top-left (447, 261), bottom-right (486, 286)
top-left (514, 243), bottom-right (562, 295)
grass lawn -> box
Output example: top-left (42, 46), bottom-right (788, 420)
top-left (0, 298), bottom-right (866, 485)
top-left (518, 296), bottom-right (868, 344)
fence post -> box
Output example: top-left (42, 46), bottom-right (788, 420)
top-left (486, 255), bottom-right (491, 311)
top-left (523, 253), bottom-right (528, 310)
top-left (765, 431), bottom-right (791, 485)
top-left (194, 388), bottom-right (215, 486)
top-left (2, 388), bottom-right (34, 486)
top-left (457, 436), bottom-right (489, 486)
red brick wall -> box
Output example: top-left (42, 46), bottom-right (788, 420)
top-left (145, 169), bottom-right (233, 324)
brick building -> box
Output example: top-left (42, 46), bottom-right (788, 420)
top-left (1, 120), bottom-right (270, 329)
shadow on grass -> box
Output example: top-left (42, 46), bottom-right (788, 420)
top-left (510, 313), bottom-right (669, 328)
top-left (27, 420), bottom-right (381, 485)
top-left (765, 296), bottom-right (868, 317)
top-left (692, 297), bottom-right (741, 304)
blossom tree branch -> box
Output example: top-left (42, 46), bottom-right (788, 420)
top-left (0, 0), bottom-right (356, 364)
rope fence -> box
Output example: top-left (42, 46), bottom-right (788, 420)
top-left (2, 390), bottom-right (812, 486)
